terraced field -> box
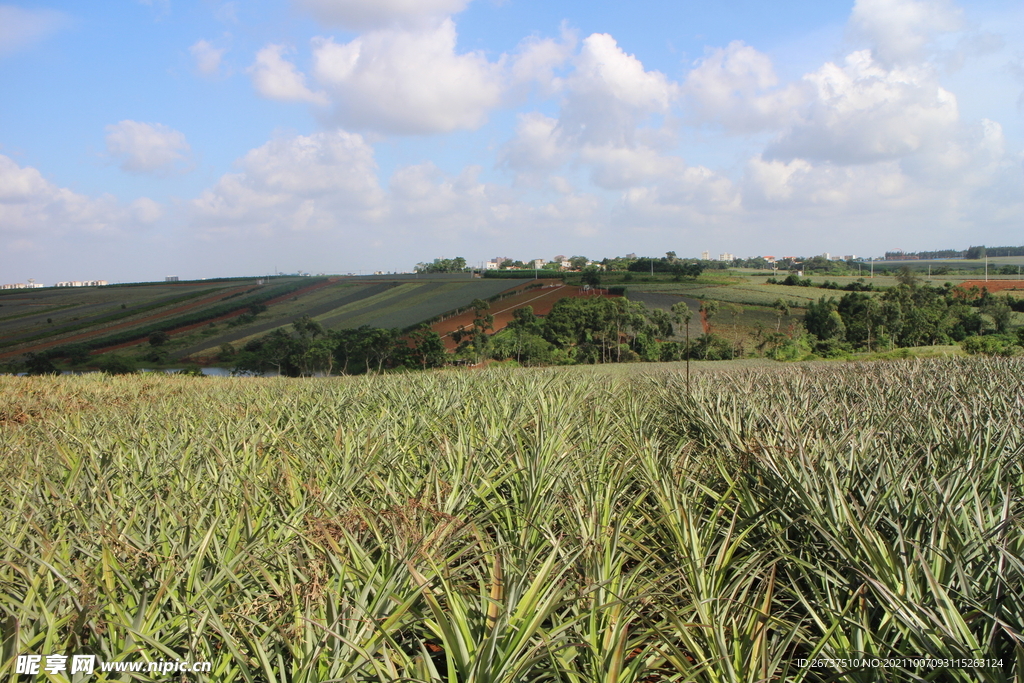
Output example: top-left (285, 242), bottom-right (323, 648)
top-left (0, 276), bottom-right (532, 365)
top-left (173, 277), bottom-right (526, 361)
top-left (431, 283), bottom-right (588, 349)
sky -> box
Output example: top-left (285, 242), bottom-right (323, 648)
top-left (1, 0), bottom-right (1022, 283)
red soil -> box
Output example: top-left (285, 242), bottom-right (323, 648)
top-left (956, 280), bottom-right (1024, 293)
top-left (94, 278), bottom-right (341, 354)
top-left (0, 285), bottom-right (252, 360)
top-left (430, 283), bottom-right (619, 351)
top-left (0, 278), bottom-right (341, 360)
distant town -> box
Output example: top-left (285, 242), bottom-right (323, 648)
top-left (3, 244), bottom-right (1021, 289)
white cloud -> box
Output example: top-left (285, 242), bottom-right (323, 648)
top-left (849, 0), bottom-right (963, 65)
top-left (0, 5), bottom-right (69, 56)
top-left (0, 154), bottom-right (160, 248)
top-left (311, 19), bottom-right (502, 134)
top-left (508, 27), bottom-right (577, 95)
top-left (502, 33), bottom-right (684, 190)
top-left (501, 113), bottom-right (568, 173)
top-left (191, 130), bottom-right (384, 235)
top-left (766, 51), bottom-right (959, 165)
top-left (189, 39), bottom-right (226, 75)
top-left (130, 197), bottom-right (164, 223)
top-left (579, 144), bottom-right (687, 190)
top-left (105, 120), bottom-right (191, 175)
top-left (104, 121), bottom-right (190, 175)
top-left (249, 44), bottom-right (328, 105)
top-left (296, 0), bottom-right (470, 30)
top-left (558, 33), bottom-right (677, 147)
top-left (683, 41), bottom-right (806, 133)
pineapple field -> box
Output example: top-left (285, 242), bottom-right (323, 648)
top-left (1, 357), bottom-right (1022, 681)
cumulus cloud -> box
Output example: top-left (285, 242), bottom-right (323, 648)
top-left (766, 51), bottom-right (959, 165)
top-left (849, 0), bottom-right (963, 65)
top-left (508, 27), bottom-right (577, 95)
top-left (558, 33), bottom-right (677, 147)
top-left (579, 145), bottom-right (687, 190)
top-left (189, 39), bottom-right (226, 75)
top-left (0, 154), bottom-right (160, 252)
top-left (296, 0), bottom-right (471, 30)
top-left (0, 5), bottom-right (69, 55)
top-left (502, 33), bottom-right (684, 190)
top-left (105, 120), bottom-right (192, 175)
top-left (501, 113), bottom-right (568, 173)
top-left (249, 44), bottom-right (328, 105)
top-left (682, 41), bottom-right (806, 133)
top-left (311, 19), bottom-right (502, 134)
top-left (191, 130), bottom-right (384, 236)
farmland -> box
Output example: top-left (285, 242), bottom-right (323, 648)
top-left (2, 357), bottom-right (1021, 681)
top-left (430, 283), bottom-right (611, 350)
top-left (0, 276), bottom-right (527, 367)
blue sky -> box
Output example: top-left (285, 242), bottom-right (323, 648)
top-left (1, 0), bottom-right (1021, 283)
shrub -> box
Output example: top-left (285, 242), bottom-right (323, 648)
top-left (961, 334), bottom-right (1023, 357)
top-left (97, 354), bottom-right (138, 375)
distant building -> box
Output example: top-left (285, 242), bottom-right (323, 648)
top-left (701, 251), bottom-right (710, 260)
top-left (822, 252), bottom-right (831, 260)
top-left (3, 279), bottom-right (44, 288)
top-left (56, 280), bottom-right (106, 287)
top-left (165, 276), bottom-right (179, 282)
top-left (719, 252), bottom-right (734, 262)
top-left (531, 259), bottom-right (546, 269)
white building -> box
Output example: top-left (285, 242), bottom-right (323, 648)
top-left (701, 251), bottom-right (710, 260)
top-left (2, 279), bottom-right (45, 289)
top-left (719, 252), bottom-right (734, 262)
top-left (55, 280), bottom-right (107, 287)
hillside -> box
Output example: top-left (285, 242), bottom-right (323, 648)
top-left (0, 275), bottom-right (529, 365)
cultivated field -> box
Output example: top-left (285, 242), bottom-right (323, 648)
top-left (0, 276), bottom-right (527, 365)
top-left (2, 358), bottom-right (1021, 681)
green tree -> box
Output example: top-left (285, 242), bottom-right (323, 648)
top-left (414, 257), bottom-right (469, 273)
top-left (24, 352), bottom-right (60, 375)
top-left (300, 337), bottom-right (338, 376)
top-left (804, 297), bottom-right (846, 341)
top-left (98, 354), bottom-right (138, 375)
top-left (149, 331), bottom-right (170, 346)
top-left (569, 255), bottom-right (589, 270)
top-left (772, 299), bottom-right (790, 332)
top-left (983, 297), bottom-right (1013, 334)
top-left (407, 325), bottom-right (447, 370)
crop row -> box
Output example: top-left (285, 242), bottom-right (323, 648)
top-left (69, 279), bottom-right (325, 352)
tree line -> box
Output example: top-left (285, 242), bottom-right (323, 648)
top-left (801, 273), bottom-right (1024, 357)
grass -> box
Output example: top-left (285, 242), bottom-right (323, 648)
top-left (2, 358), bottom-right (1022, 682)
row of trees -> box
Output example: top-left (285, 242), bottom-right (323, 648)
top-left (414, 257), bottom-right (468, 273)
top-left (229, 316), bottom-right (446, 376)
top-left (226, 297), bottom-right (721, 376)
top-left (470, 296), bottom-right (718, 365)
